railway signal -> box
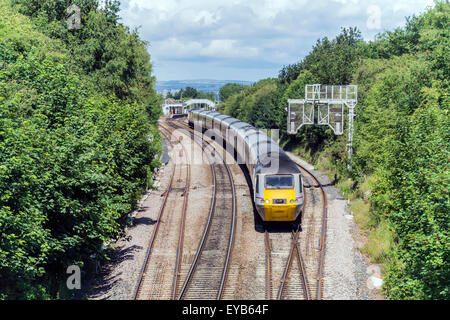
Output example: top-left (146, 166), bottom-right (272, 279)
top-left (287, 84), bottom-right (357, 169)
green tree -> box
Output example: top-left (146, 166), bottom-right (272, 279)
top-left (0, 0), bottom-right (162, 299)
top-left (279, 27), bottom-right (364, 85)
top-left (222, 1), bottom-right (449, 300)
top-left (219, 83), bottom-right (247, 102)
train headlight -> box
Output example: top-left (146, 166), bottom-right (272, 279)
top-left (290, 199), bottom-right (295, 204)
top-left (265, 200), bottom-right (270, 204)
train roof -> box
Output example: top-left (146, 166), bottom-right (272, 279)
top-left (256, 151), bottom-right (301, 174)
top-left (189, 110), bottom-right (300, 175)
top-left (221, 117), bottom-right (240, 126)
top-left (230, 121), bottom-right (252, 130)
top-left (205, 111), bottom-right (220, 118)
top-left (213, 114), bottom-right (232, 121)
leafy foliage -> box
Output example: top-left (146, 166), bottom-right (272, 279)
top-left (378, 95), bottom-right (449, 299)
top-left (219, 83), bottom-right (247, 102)
top-left (0, 0), bottom-right (161, 299)
top-left (167, 86), bottom-right (216, 101)
top-left (279, 27), bottom-right (363, 85)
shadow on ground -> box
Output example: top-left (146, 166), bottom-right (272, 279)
top-left (85, 244), bottom-right (143, 300)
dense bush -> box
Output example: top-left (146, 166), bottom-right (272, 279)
top-left (219, 83), bottom-right (247, 102)
top-left (378, 96), bottom-right (449, 299)
top-left (0, 0), bottom-right (161, 299)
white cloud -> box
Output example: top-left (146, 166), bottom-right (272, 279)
top-left (153, 38), bottom-right (258, 60)
top-left (119, 0), bottom-right (435, 80)
top-left (194, 10), bottom-right (220, 26)
top-left (204, 40), bottom-right (259, 58)
top-left (153, 38), bottom-right (202, 59)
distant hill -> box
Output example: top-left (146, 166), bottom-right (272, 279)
top-left (156, 79), bottom-right (253, 96)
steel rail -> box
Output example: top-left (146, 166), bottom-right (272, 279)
top-left (217, 159), bottom-right (236, 300)
top-left (170, 122), bottom-right (217, 300)
top-left (158, 124), bottom-right (192, 300)
top-left (276, 231), bottom-right (299, 300)
top-left (177, 118), bottom-right (311, 301)
top-left (168, 120), bottom-right (236, 300)
top-left (296, 181), bottom-right (311, 300)
top-left (294, 161), bottom-right (328, 300)
top-left (173, 119), bottom-right (236, 300)
top-left (293, 233), bottom-right (311, 300)
top-left (133, 127), bottom-right (177, 300)
top-left (264, 231), bottom-right (272, 300)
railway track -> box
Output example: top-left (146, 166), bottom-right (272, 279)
top-left (259, 146), bottom-right (326, 301)
top-left (136, 117), bottom-right (326, 300)
top-left (264, 231), bottom-right (272, 300)
top-left (166, 119), bottom-right (237, 300)
top-left (265, 228), bottom-right (310, 300)
top-left (164, 125), bottom-right (191, 300)
top-left (294, 162), bottom-right (328, 300)
top-left (276, 230), bottom-right (310, 300)
top-left (175, 117), bottom-right (327, 300)
top-left (133, 125), bottom-right (191, 300)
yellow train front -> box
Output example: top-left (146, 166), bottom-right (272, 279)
top-left (188, 109), bottom-right (304, 223)
top-left (253, 153), bottom-right (304, 223)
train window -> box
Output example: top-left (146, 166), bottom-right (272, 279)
top-left (265, 175), bottom-right (294, 189)
top-left (222, 124), bottom-right (228, 136)
top-left (256, 175), bottom-right (260, 194)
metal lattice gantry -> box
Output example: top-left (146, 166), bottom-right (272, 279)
top-left (287, 84), bottom-right (357, 165)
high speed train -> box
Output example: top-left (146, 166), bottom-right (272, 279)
top-left (188, 110), bottom-right (304, 223)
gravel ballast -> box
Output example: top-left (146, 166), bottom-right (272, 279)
top-left (287, 152), bottom-right (383, 300)
top-left (88, 131), bottom-right (383, 300)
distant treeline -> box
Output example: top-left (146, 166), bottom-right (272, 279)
top-left (166, 86), bottom-right (216, 101)
top-left (0, 0), bottom-right (162, 299)
top-left (218, 1), bottom-right (449, 300)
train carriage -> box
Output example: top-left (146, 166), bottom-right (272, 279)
top-left (188, 109), bottom-right (304, 223)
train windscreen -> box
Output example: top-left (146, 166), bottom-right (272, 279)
top-left (265, 175), bottom-right (294, 189)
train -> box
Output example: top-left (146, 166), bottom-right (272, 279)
top-left (187, 109), bottom-right (304, 223)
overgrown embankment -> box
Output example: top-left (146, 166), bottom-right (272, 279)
top-left (0, 0), bottom-right (162, 299)
top-left (219, 2), bottom-right (449, 299)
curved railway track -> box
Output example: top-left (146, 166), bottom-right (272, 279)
top-left (165, 119), bottom-right (237, 300)
top-left (133, 125), bottom-right (190, 300)
top-left (295, 162), bottom-right (328, 300)
top-left (174, 117), bottom-right (328, 300)
top-left (265, 160), bottom-right (327, 301)
top-left (163, 125), bottom-right (191, 300)
top-left (136, 117), bottom-right (327, 300)
top-left (264, 231), bottom-right (272, 300)
top-left (264, 223), bottom-right (310, 300)
top-left (274, 230), bottom-right (311, 300)
top-left (264, 161), bottom-right (326, 301)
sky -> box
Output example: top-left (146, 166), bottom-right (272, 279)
top-left (118, 0), bottom-right (435, 82)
